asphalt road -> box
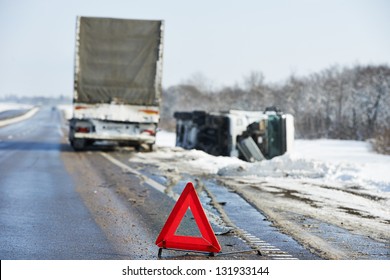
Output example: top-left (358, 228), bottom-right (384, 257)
top-left (0, 107), bottom-right (119, 259)
top-left (0, 107), bottom-right (319, 260)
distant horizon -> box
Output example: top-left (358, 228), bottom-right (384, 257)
top-left (1, 0), bottom-right (389, 98)
top-left (0, 62), bottom-right (389, 99)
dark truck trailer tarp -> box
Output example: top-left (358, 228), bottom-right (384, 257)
top-left (74, 17), bottom-right (163, 106)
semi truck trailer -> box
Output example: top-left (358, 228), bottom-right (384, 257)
top-left (69, 16), bottom-right (164, 150)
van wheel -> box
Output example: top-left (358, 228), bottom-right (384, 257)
top-left (134, 144), bottom-right (141, 152)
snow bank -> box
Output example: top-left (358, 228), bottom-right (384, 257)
top-left (134, 146), bottom-right (243, 175)
top-left (219, 152), bottom-right (390, 193)
top-left (56, 104), bottom-right (73, 120)
top-left (146, 132), bottom-right (390, 249)
top-left (294, 139), bottom-right (390, 191)
top-left (0, 103), bottom-right (38, 127)
top-left (0, 102), bottom-right (33, 113)
top-left (156, 130), bottom-right (176, 147)
top-left (154, 132), bottom-right (390, 193)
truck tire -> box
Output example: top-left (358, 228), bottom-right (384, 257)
top-left (71, 138), bottom-right (86, 151)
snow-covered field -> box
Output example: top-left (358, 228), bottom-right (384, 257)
top-left (0, 102), bottom-right (33, 112)
top-left (0, 102), bottom-right (38, 127)
top-left (155, 131), bottom-right (390, 193)
top-left (56, 104), bottom-right (73, 120)
top-left (150, 131), bottom-right (390, 259)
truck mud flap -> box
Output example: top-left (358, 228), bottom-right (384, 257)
top-left (237, 137), bottom-right (265, 162)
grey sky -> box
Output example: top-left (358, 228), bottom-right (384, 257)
top-left (0, 0), bottom-right (389, 97)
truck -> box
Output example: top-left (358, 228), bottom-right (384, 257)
top-left (69, 16), bottom-right (164, 150)
top-left (174, 107), bottom-right (294, 162)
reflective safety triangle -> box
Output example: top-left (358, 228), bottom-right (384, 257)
top-left (155, 182), bottom-right (221, 253)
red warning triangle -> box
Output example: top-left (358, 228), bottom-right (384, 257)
top-left (155, 182), bottom-right (221, 253)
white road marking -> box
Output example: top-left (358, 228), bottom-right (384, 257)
top-left (100, 152), bottom-right (166, 193)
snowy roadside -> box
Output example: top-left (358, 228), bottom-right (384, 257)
top-left (0, 103), bottom-right (33, 113)
top-left (0, 103), bottom-right (39, 127)
top-left (141, 131), bottom-right (390, 259)
top-left (56, 104), bottom-right (73, 120)
top-left (54, 106), bottom-right (390, 258)
top-left (155, 132), bottom-right (390, 192)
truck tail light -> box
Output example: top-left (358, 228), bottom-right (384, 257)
top-left (139, 109), bottom-right (159, 115)
top-left (76, 127), bottom-right (90, 133)
top-left (141, 129), bottom-right (156, 136)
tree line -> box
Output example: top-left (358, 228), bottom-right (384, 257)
top-left (160, 64), bottom-right (390, 154)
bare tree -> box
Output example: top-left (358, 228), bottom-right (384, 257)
top-left (160, 64), bottom-right (390, 153)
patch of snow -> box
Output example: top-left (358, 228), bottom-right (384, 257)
top-left (293, 139), bottom-right (390, 192)
top-left (56, 104), bottom-right (73, 120)
top-left (0, 102), bottom-right (33, 113)
top-left (154, 132), bottom-right (390, 193)
top-left (156, 130), bottom-right (176, 147)
top-left (0, 104), bottom-right (39, 128)
top-left (134, 147), bottom-right (243, 175)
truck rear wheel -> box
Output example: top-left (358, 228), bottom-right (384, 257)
top-left (71, 138), bottom-right (87, 151)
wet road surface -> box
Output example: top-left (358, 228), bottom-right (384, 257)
top-left (0, 108), bottom-right (118, 259)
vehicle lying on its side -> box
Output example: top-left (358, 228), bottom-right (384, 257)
top-left (174, 107), bottom-right (294, 162)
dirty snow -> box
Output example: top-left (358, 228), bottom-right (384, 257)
top-left (151, 131), bottom-right (390, 258)
top-left (155, 131), bottom-right (390, 193)
top-left (51, 109), bottom-right (390, 255)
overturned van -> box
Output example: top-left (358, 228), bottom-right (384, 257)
top-left (174, 108), bottom-right (294, 162)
